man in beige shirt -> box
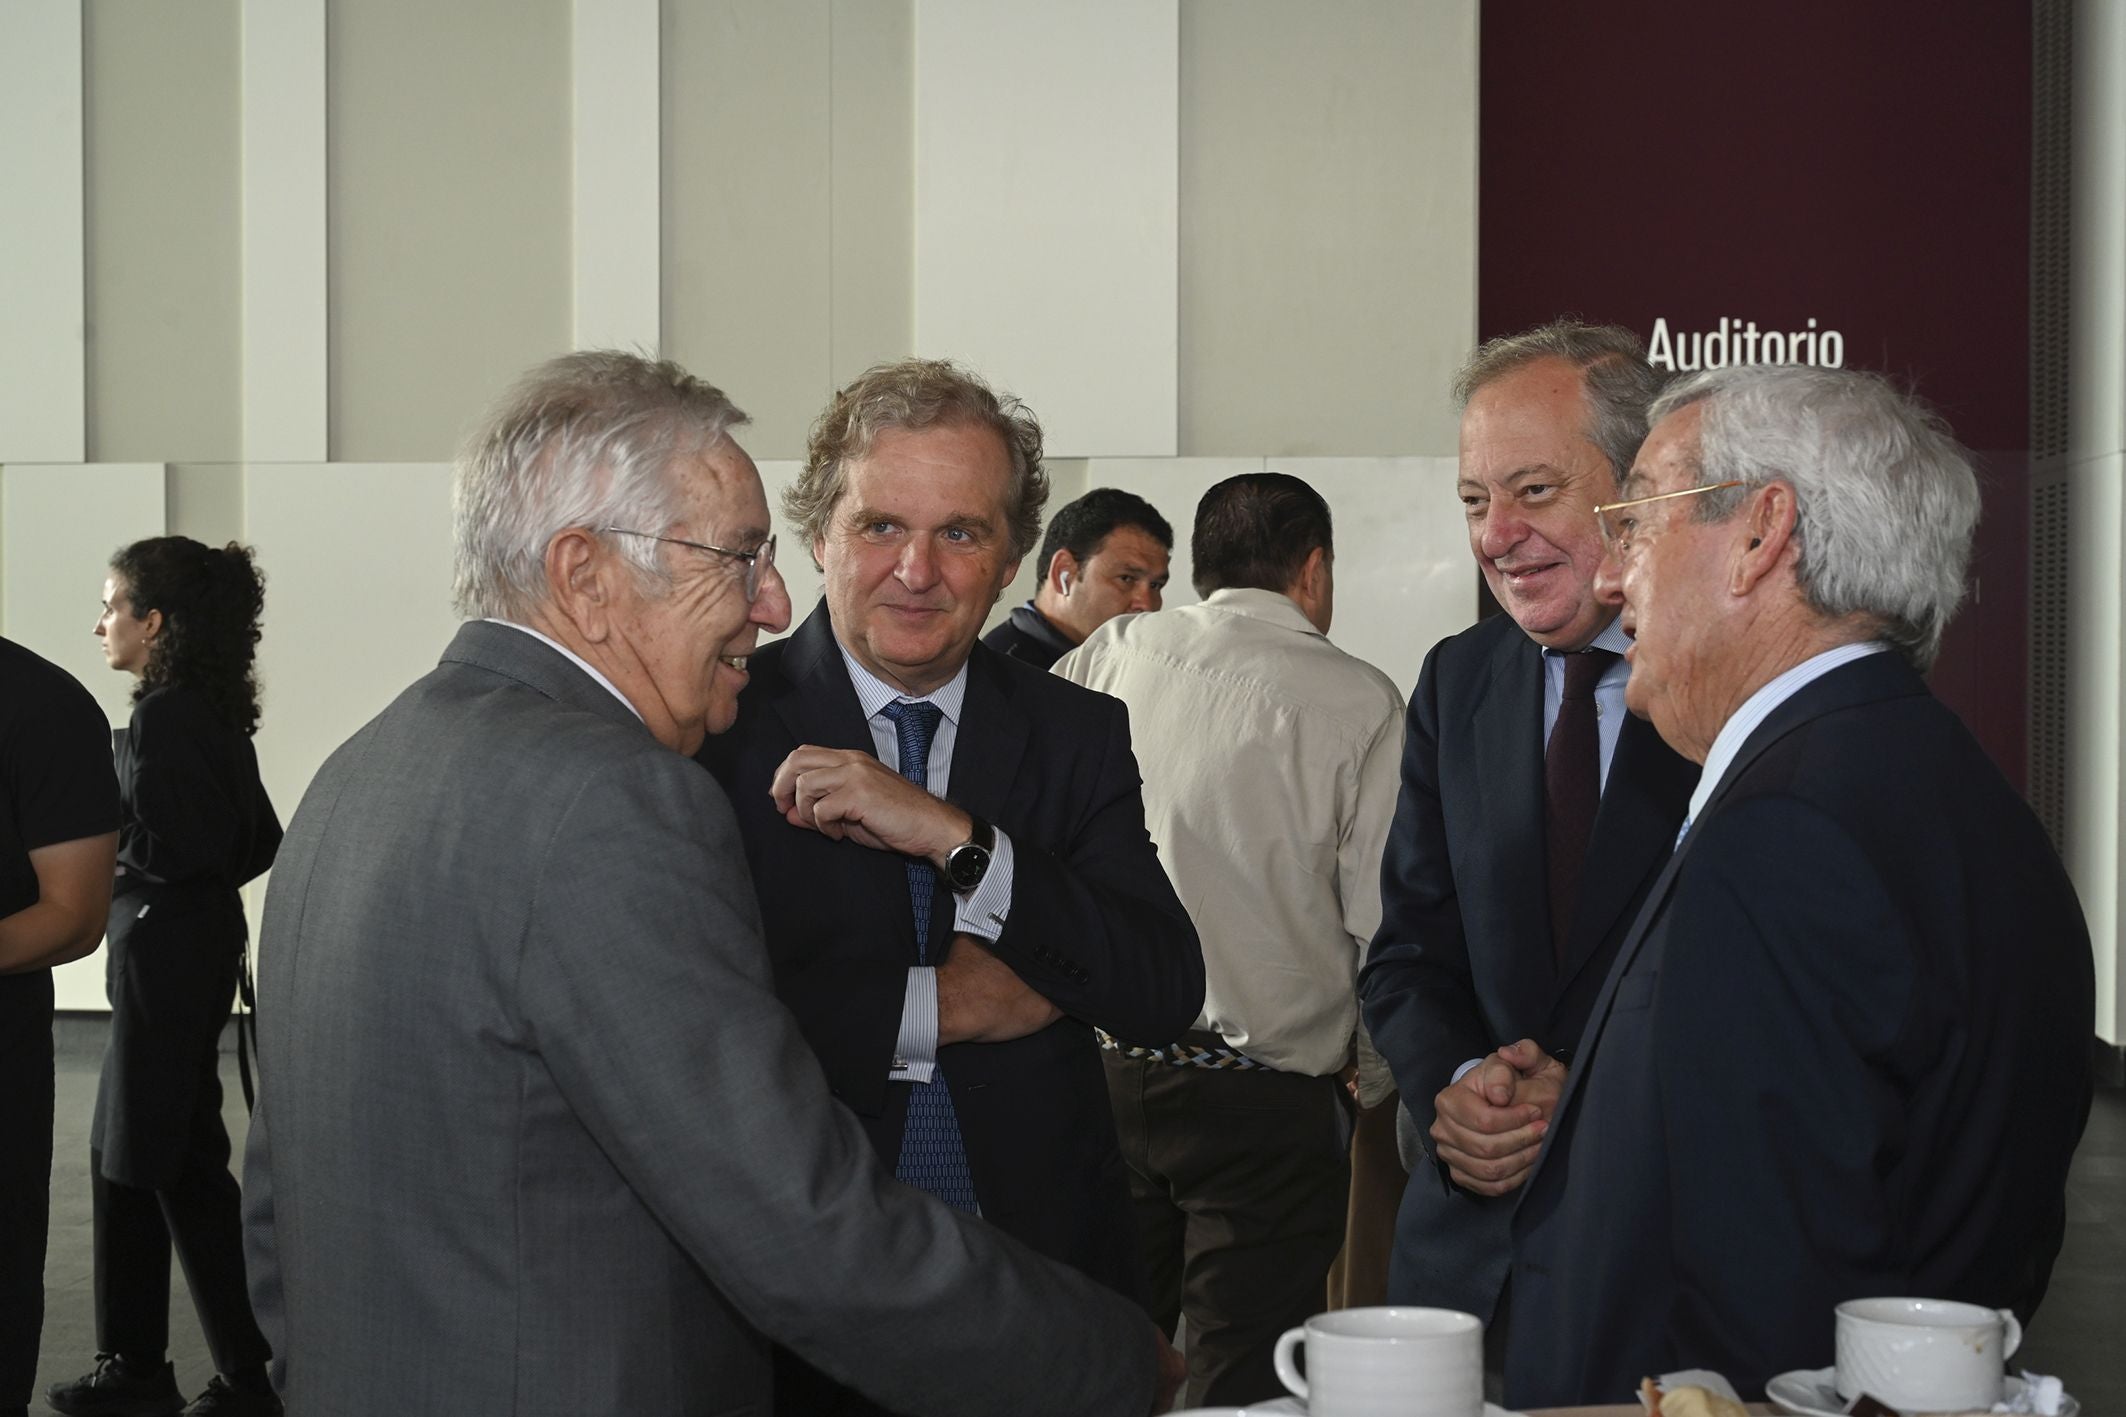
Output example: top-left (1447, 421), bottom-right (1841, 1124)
top-left (1055, 471), bottom-right (1404, 1408)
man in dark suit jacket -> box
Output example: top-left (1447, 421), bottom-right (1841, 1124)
top-left (243, 351), bottom-right (1179, 1417)
top-left (1358, 324), bottom-right (1695, 1365)
top-left (981, 487), bottom-right (1173, 670)
top-left (699, 358), bottom-right (1204, 1414)
top-left (1504, 365), bottom-right (2094, 1408)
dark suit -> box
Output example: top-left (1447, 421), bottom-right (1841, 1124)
top-left (1357, 612), bottom-right (1696, 1325)
top-left (979, 602), bottom-right (1075, 670)
top-left (699, 603), bottom-right (1204, 1307)
top-left (1505, 652), bottom-right (2095, 1408)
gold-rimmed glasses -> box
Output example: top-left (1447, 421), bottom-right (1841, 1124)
top-left (598, 527), bottom-right (777, 602)
top-left (1592, 481), bottom-right (1745, 555)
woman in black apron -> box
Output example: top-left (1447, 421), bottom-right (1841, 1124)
top-left (49, 538), bottom-right (282, 1417)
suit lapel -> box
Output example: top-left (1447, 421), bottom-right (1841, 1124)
top-left (1555, 713), bottom-right (1695, 992)
top-left (1470, 629), bottom-right (1553, 1017)
top-left (947, 647), bottom-right (1029, 831)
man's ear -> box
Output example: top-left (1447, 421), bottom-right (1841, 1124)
top-left (1048, 548), bottom-right (1079, 596)
top-left (544, 529), bottom-right (615, 641)
top-left (1732, 482), bottom-right (1798, 596)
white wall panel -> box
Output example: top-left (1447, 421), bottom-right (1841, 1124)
top-left (1280, 457), bottom-right (1473, 694)
top-left (0, 463), bottom-right (167, 725)
top-left (241, 0), bottom-right (328, 461)
top-left (0, 0), bottom-right (86, 463)
top-left (914, 0), bottom-right (1178, 458)
top-left (1, 462), bottom-right (167, 1011)
top-left (243, 464), bottom-right (460, 842)
top-left (572, 0), bottom-right (661, 351)
top-left (1075, 456), bottom-right (1470, 694)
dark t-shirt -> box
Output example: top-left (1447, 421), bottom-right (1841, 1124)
top-left (1, 636), bottom-right (121, 1021)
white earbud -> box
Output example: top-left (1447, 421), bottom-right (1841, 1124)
top-left (1059, 571), bottom-right (1072, 593)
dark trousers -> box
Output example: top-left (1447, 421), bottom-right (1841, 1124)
top-left (91, 1070), bottom-right (268, 1375)
top-left (0, 977), bottom-right (55, 1408)
top-left (1104, 1048), bottom-right (1351, 1408)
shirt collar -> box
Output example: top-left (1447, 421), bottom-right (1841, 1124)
top-left (837, 642), bottom-right (969, 726)
top-left (1541, 614), bottom-right (1634, 660)
top-left (484, 619), bottom-right (643, 722)
top-left (1201, 586), bottom-right (1324, 636)
top-left (1687, 640), bottom-right (1892, 823)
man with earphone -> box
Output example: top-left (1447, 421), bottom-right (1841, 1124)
top-left (983, 488), bottom-right (1174, 670)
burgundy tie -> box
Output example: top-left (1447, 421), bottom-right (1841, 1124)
top-left (1545, 649), bottom-right (1616, 967)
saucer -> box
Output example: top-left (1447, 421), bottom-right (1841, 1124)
top-left (1237, 1402), bottom-right (1519, 1416)
top-left (1766, 1366), bottom-right (2078, 1417)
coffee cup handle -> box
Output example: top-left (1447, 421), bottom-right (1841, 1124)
top-left (1999, 1309), bottom-right (2023, 1361)
top-left (1273, 1326), bottom-right (1309, 1401)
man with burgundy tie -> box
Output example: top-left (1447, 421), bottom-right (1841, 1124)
top-left (1356, 322), bottom-right (1697, 1379)
top-left (698, 357), bottom-right (1204, 1416)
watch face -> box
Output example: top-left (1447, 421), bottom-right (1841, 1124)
top-left (947, 844), bottom-right (991, 891)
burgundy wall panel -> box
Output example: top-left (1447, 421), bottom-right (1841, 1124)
top-left (1478, 1), bottom-right (2032, 787)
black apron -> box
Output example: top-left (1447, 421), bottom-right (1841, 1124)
top-left (90, 878), bottom-right (247, 1190)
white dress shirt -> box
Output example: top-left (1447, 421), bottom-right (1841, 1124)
top-left (1055, 588), bottom-right (1405, 1076)
top-left (834, 647), bottom-right (1016, 1083)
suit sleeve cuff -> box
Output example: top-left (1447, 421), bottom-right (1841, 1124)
top-left (891, 967), bottom-right (939, 1082)
top-left (951, 827), bottom-right (1014, 940)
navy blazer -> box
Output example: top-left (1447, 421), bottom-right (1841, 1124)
top-left (1504, 652), bottom-right (2095, 1408)
top-left (697, 603), bottom-right (1204, 1299)
top-left (1357, 611), bottom-right (1696, 1323)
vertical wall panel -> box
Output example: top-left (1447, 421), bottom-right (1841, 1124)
top-left (828, 0), bottom-right (914, 388)
top-left (329, 0), bottom-right (571, 461)
top-left (1, 462), bottom-right (166, 1012)
top-left (663, 0), bottom-right (833, 458)
top-left (84, 0), bottom-right (242, 463)
top-left (1178, 0), bottom-right (1476, 458)
top-left (0, 1), bottom-right (87, 464)
top-left (243, 464), bottom-right (460, 833)
top-left (914, 0), bottom-right (1179, 458)
top-left (241, 0), bottom-right (328, 461)
top-left (573, 0), bottom-right (662, 351)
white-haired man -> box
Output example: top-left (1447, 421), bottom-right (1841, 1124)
top-left (241, 351), bottom-right (1180, 1417)
top-left (1503, 365), bottom-right (2094, 1408)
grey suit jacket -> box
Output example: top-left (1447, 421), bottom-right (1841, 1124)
top-left (241, 621), bottom-right (1155, 1417)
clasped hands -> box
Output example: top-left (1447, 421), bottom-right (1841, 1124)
top-left (771, 746), bottom-right (1060, 1044)
top-left (1429, 1038), bottom-right (1567, 1197)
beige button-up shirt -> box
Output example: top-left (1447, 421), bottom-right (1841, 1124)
top-left (1055, 587), bottom-right (1405, 1076)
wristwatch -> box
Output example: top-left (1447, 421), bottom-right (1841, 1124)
top-left (943, 816), bottom-right (995, 893)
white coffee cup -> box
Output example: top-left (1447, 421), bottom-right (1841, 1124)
top-left (1834, 1296), bottom-right (2023, 1412)
top-left (1271, 1306), bottom-right (1482, 1417)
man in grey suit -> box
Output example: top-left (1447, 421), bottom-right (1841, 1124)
top-left (241, 351), bottom-right (1179, 1416)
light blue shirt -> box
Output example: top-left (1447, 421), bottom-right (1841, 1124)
top-left (1541, 615), bottom-right (1635, 791)
top-left (1680, 640), bottom-right (1893, 842)
top-left (835, 647), bottom-right (1017, 1083)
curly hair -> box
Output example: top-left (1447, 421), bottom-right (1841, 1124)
top-left (787, 358), bottom-right (1047, 565)
top-left (109, 536), bottom-right (267, 736)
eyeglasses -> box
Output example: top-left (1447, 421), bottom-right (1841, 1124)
top-left (598, 528), bottom-right (777, 602)
top-left (1592, 482), bottom-right (1745, 554)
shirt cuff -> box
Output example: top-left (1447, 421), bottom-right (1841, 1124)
top-left (951, 827), bottom-right (1014, 940)
top-left (891, 967), bottom-right (939, 1083)
top-left (1450, 1057), bottom-right (1483, 1086)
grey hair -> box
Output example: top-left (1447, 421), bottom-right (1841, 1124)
top-left (789, 358), bottom-right (1048, 564)
top-left (1651, 364), bottom-right (1981, 670)
top-left (1453, 319), bottom-right (1667, 486)
top-left (452, 350), bottom-right (750, 620)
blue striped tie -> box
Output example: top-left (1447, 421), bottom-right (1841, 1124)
top-left (879, 700), bottom-right (977, 1211)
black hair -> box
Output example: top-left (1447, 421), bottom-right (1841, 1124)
top-left (1190, 472), bottom-right (1332, 598)
top-left (109, 536), bottom-right (267, 737)
top-left (1034, 487), bottom-right (1173, 582)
